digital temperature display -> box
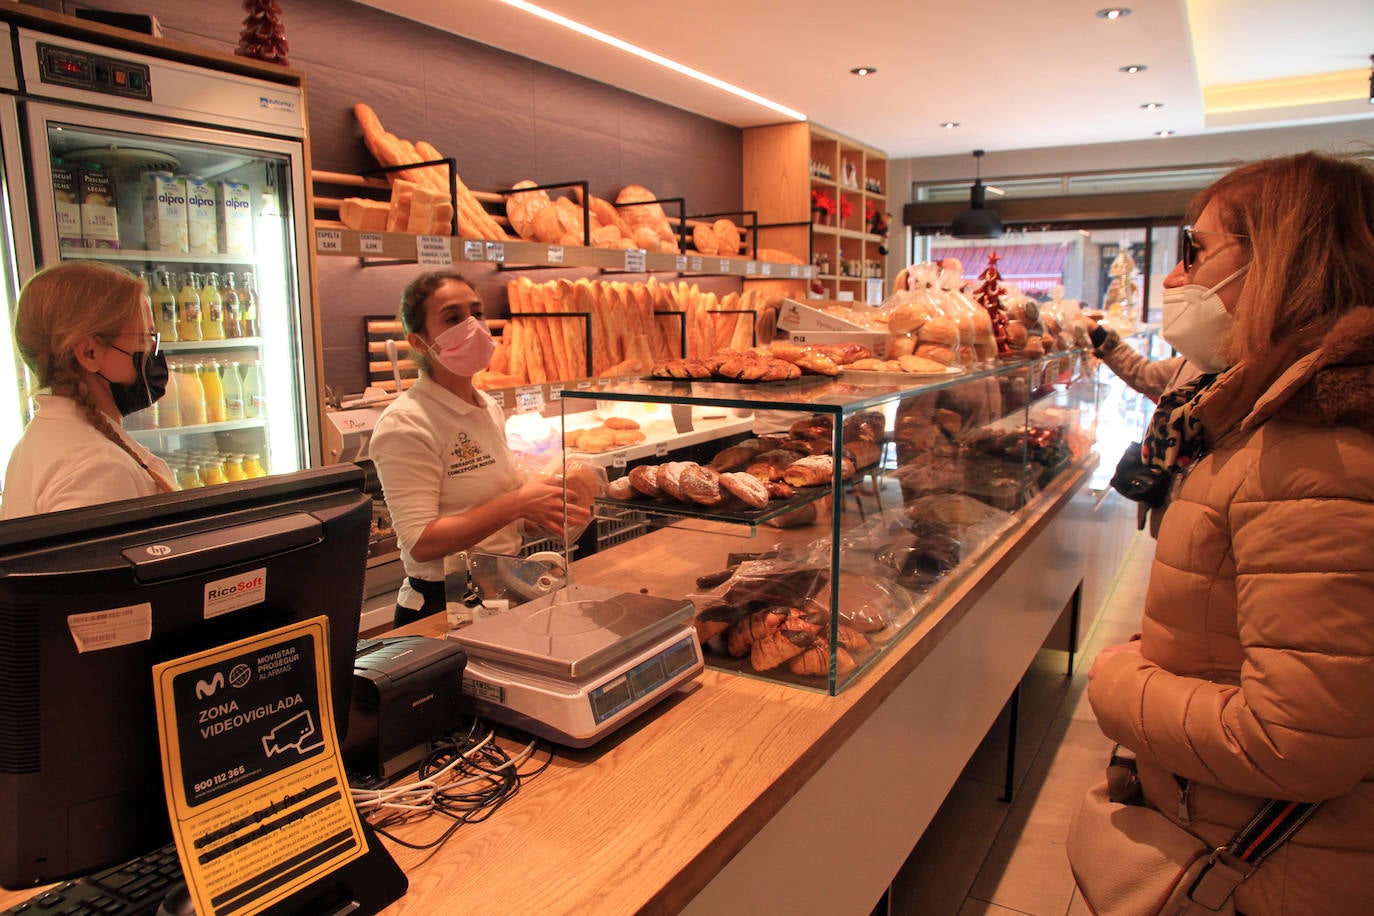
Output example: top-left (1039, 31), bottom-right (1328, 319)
top-left (37, 43), bottom-right (151, 101)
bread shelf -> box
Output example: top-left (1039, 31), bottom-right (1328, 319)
top-left (312, 227), bottom-right (815, 279)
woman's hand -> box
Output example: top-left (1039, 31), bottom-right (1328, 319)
top-left (516, 474), bottom-right (592, 539)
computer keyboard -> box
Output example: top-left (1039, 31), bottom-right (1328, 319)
top-left (3, 844), bottom-right (183, 915)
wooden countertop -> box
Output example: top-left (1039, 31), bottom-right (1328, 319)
top-left (0, 465), bottom-right (1088, 915)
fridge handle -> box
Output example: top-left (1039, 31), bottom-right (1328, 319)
top-left (0, 97), bottom-right (37, 282)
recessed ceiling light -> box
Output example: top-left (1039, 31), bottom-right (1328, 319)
top-left (850, 66), bottom-right (877, 76)
top-left (1155, 129), bottom-right (1174, 137)
top-left (1119, 64), bottom-right (1147, 74)
top-left (1096, 8), bottom-right (1131, 19)
top-left (1140, 102), bottom-right (1164, 111)
top-left (940, 121), bottom-right (960, 129)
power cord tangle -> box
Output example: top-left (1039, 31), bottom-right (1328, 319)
top-left (350, 717), bottom-right (554, 851)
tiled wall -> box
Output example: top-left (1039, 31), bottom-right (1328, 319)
top-left (47, 0), bottom-right (745, 395)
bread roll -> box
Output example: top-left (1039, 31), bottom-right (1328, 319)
top-left (628, 464), bottom-right (662, 498)
top-left (712, 219), bottom-right (741, 255)
top-left (658, 461), bottom-right (694, 501)
top-left (607, 476), bottom-right (636, 500)
top-left (919, 317), bottom-right (959, 346)
top-left (889, 302), bottom-right (930, 336)
top-left (782, 455), bottom-right (855, 487)
top-left (612, 429), bottom-right (646, 446)
top-left (692, 223), bottom-right (719, 256)
top-left (898, 354), bottom-right (949, 374)
top-left (679, 465), bottom-right (723, 506)
top-left (603, 416), bottom-right (640, 430)
top-left (718, 471), bottom-right (769, 509)
top-left (842, 439), bottom-right (882, 469)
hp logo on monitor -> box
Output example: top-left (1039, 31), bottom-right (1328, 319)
top-left (145, 544), bottom-right (173, 557)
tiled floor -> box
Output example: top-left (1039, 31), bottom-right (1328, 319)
top-left (883, 530), bottom-right (1156, 916)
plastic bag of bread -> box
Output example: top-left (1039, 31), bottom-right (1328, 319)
top-left (557, 459), bottom-right (606, 544)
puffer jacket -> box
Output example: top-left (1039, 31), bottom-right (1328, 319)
top-left (1086, 306), bottom-right (1374, 915)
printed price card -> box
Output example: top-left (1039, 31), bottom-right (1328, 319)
top-left (612, 454), bottom-right (628, 468)
top-left (315, 229), bottom-right (342, 253)
top-left (674, 255), bottom-right (688, 271)
top-left (463, 240), bottom-right (484, 260)
top-left (547, 245), bottom-right (565, 264)
top-left (418, 235), bottom-right (453, 266)
top-left (746, 261), bottom-right (758, 276)
top-left (718, 259), bottom-right (731, 273)
top-left (152, 618), bottom-right (364, 916)
top-left (689, 256), bottom-right (704, 272)
top-left (624, 248), bottom-right (647, 272)
top-left (358, 232), bottom-right (384, 254)
top-left (548, 383), bottom-right (564, 401)
top-left (761, 262), bottom-right (772, 277)
top-left (485, 242), bottom-right (505, 263)
top-left (515, 385), bottom-right (544, 413)
top-left (654, 441), bottom-right (670, 458)
top-left (489, 389), bottom-right (506, 408)
top-left (789, 265), bottom-right (801, 278)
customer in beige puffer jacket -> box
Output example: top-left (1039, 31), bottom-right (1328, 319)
top-left (1082, 151), bottom-right (1374, 915)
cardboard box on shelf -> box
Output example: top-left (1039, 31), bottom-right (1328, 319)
top-left (185, 177), bottom-right (219, 255)
top-left (52, 165), bottom-right (83, 249)
top-left (777, 298), bottom-right (883, 332)
top-left (76, 168), bottom-right (120, 248)
top-left (142, 172), bottom-right (188, 253)
top-left (216, 180), bottom-right (253, 256)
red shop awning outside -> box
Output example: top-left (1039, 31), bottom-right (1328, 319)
top-left (931, 243), bottom-right (1072, 296)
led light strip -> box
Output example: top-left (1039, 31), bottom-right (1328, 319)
top-left (496, 0), bottom-right (806, 121)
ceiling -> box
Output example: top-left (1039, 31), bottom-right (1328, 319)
top-left (355, 0), bottom-right (1374, 160)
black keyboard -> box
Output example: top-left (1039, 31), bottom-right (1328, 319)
top-left (4, 844), bottom-right (183, 915)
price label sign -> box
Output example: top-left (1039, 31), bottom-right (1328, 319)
top-left (515, 386), bottom-right (544, 413)
top-left (547, 383), bottom-right (564, 401)
top-left (624, 248), bottom-right (647, 272)
top-left (463, 240), bottom-right (484, 260)
top-left (718, 259), bottom-right (731, 273)
top-left (612, 455), bottom-right (628, 469)
top-left (789, 264), bottom-right (800, 278)
top-left (547, 245), bottom-right (565, 264)
top-left (653, 441), bottom-right (669, 458)
top-left (674, 255), bottom-right (688, 271)
top-left (359, 232), bottom-right (384, 254)
top-left (689, 256), bottom-right (703, 272)
top-left (488, 390), bottom-right (506, 408)
top-left (418, 235), bottom-right (453, 265)
top-left (485, 242), bottom-right (506, 263)
top-left (761, 262), bottom-right (772, 277)
top-left (315, 229), bottom-right (342, 253)
top-left (745, 261), bottom-right (758, 276)
top-left (576, 380), bottom-right (594, 389)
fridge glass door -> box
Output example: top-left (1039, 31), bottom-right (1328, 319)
top-left (23, 102), bottom-right (316, 485)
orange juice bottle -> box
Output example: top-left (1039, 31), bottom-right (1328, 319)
top-left (199, 272), bottom-right (225, 340)
top-left (177, 463), bottom-right (204, 489)
top-left (159, 367), bottom-right (183, 428)
top-left (200, 359), bottom-right (226, 423)
top-left (176, 359), bottom-right (207, 426)
top-left (223, 454), bottom-right (247, 482)
top-left (219, 272), bottom-right (242, 339)
top-left (150, 268), bottom-right (178, 342)
top-left (243, 453), bottom-right (266, 478)
top-left (202, 459), bottom-right (228, 486)
top-left (176, 272), bottom-right (203, 341)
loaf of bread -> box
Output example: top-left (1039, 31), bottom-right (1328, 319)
top-left (782, 455), bottom-right (856, 488)
top-left (339, 197), bottom-right (389, 231)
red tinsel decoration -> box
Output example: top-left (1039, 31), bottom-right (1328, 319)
top-left (236, 0), bottom-right (291, 67)
top-left (973, 253), bottom-right (1015, 357)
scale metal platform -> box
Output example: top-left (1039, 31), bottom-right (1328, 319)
top-left (450, 582), bottom-right (703, 747)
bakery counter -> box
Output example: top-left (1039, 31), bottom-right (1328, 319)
top-left (374, 460), bottom-right (1094, 914)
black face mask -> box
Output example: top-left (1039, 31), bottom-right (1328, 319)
top-left (103, 349), bottom-right (169, 417)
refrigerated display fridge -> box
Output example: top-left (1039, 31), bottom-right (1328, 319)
top-left (0, 11), bottom-right (322, 502)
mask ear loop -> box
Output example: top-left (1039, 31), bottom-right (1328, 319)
top-left (1206, 264), bottom-right (1249, 296)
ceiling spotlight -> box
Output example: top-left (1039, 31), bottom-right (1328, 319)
top-left (1119, 64), bottom-right (1147, 74)
top-left (1155, 129), bottom-right (1174, 137)
top-left (940, 121), bottom-right (960, 129)
top-left (850, 66), bottom-right (877, 76)
top-left (1140, 102), bottom-right (1164, 111)
top-left (1096, 8), bottom-right (1131, 19)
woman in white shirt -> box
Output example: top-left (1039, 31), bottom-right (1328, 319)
top-left (2, 262), bottom-right (175, 518)
top-left (369, 271), bottom-right (590, 626)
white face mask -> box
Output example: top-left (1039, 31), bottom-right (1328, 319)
top-left (1161, 266), bottom-right (1247, 372)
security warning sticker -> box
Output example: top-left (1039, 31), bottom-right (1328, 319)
top-left (152, 617), bottom-right (364, 916)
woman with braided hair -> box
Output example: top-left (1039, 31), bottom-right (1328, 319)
top-left (2, 262), bottom-right (176, 518)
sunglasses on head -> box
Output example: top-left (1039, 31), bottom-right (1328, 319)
top-left (1178, 225), bottom-right (1249, 272)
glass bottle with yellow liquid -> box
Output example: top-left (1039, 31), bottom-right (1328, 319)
top-left (177, 463), bottom-right (205, 489)
top-left (202, 459), bottom-right (228, 486)
top-left (176, 359), bottom-right (208, 426)
top-left (176, 272), bottom-right (203, 341)
top-left (199, 272), bottom-right (225, 340)
top-left (219, 272), bottom-right (242, 339)
top-left (239, 270), bottom-right (259, 338)
top-left (150, 268), bottom-right (178, 342)
top-left (200, 359), bottom-right (226, 423)
top-left (242, 453), bottom-right (267, 478)
top-left (222, 360), bottom-right (245, 421)
top-left (222, 454), bottom-right (247, 482)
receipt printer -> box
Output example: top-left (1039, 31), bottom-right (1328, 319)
top-left (345, 636), bottom-right (467, 779)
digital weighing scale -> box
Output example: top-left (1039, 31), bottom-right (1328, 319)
top-left (450, 582), bottom-right (703, 747)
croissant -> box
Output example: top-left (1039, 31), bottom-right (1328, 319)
top-left (782, 455), bottom-right (856, 488)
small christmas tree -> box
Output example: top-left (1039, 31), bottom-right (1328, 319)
top-left (973, 253), bottom-right (1014, 357)
top-left (236, 0), bottom-right (290, 67)
top-left (1102, 244), bottom-right (1140, 324)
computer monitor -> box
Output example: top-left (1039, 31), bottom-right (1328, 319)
top-left (0, 465), bottom-right (373, 890)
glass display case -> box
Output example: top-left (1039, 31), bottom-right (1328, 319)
top-left (561, 351), bottom-right (1098, 694)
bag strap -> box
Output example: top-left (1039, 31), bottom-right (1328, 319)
top-left (1186, 798), bottom-right (1322, 910)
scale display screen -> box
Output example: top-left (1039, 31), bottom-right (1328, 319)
top-left (590, 635), bottom-right (697, 724)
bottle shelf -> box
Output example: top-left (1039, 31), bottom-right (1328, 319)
top-left (128, 417), bottom-right (268, 440)
top-left (162, 337), bottom-right (264, 352)
top-left (61, 248), bottom-right (258, 266)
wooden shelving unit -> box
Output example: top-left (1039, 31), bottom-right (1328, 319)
top-left (743, 122), bottom-right (888, 303)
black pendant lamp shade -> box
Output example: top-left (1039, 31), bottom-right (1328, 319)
top-left (951, 149), bottom-right (1003, 239)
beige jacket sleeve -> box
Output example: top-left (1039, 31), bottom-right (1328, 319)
top-left (1095, 330), bottom-right (1189, 402)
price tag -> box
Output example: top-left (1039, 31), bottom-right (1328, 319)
top-left (674, 255), bottom-right (688, 271)
top-left (718, 259), bottom-right (731, 273)
top-left (789, 264), bottom-right (800, 278)
top-left (488, 389), bottom-right (506, 408)
top-left (761, 262), bottom-right (772, 277)
top-left (315, 229), bottom-right (342, 253)
top-left (745, 261), bottom-right (758, 276)
top-left (689, 256), bottom-right (703, 272)
top-left (804, 266), bottom-right (815, 279)
top-left (653, 441), bottom-right (670, 458)
top-left (547, 245), bottom-right (565, 264)
top-left (515, 385), bottom-right (544, 413)
top-left (624, 248), bottom-right (647, 272)
top-left (547, 383), bottom-right (564, 401)
top-left (576, 380), bottom-right (594, 389)
top-left (359, 232), bottom-right (384, 254)
top-left (417, 235), bottom-right (453, 265)
top-left (485, 242), bottom-right (506, 263)
top-left (462, 240), bottom-right (483, 260)
top-left (612, 455), bottom-right (628, 469)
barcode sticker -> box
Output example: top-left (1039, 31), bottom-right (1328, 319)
top-left (68, 603), bottom-right (152, 653)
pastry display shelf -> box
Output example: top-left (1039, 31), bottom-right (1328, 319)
top-left (312, 227), bottom-right (816, 280)
top-left (59, 247), bottom-right (257, 267)
top-left (128, 416), bottom-right (267, 440)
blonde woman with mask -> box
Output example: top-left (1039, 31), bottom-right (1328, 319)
top-left (3, 262), bottom-right (175, 518)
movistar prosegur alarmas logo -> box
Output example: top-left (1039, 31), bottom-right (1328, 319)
top-left (258, 95), bottom-right (297, 113)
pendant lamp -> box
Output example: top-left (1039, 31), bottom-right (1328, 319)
top-left (951, 149), bottom-right (1003, 239)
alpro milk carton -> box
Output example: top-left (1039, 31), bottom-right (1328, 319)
top-left (216, 180), bottom-right (253, 256)
top-left (77, 168), bottom-right (120, 248)
top-left (142, 172), bottom-right (188, 253)
top-left (185, 177), bottom-right (219, 256)
top-left (52, 164), bottom-right (83, 249)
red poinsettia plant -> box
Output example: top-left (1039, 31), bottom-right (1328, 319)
top-left (839, 198), bottom-right (854, 222)
top-left (810, 188), bottom-right (835, 217)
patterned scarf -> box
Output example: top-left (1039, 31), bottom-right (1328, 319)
top-left (1141, 372), bottom-right (1220, 474)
